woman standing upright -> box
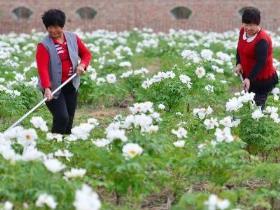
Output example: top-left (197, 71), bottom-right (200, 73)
top-left (235, 7), bottom-right (278, 109)
top-left (36, 9), bottom-right (92, 134)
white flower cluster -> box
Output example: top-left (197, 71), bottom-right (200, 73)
top-left (226, 91), bottom-right (255, 112)
top-left (0, 84), bottom-right (21, 98)
top-left (120, 67), bottom-right (149, 78)
top-left (171, 127), bottom-right (187, 148)
top-left (193, 106), bottom-right (213, 120)
top-left (179, 74), bottom-right (192, 88)
top-left (30, 116), bottom-right (48, 132)
top-left (141, 71), bottom-right (176, 89)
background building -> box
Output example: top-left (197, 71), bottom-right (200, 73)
top-left (0, 0), bottom-right (279, 33)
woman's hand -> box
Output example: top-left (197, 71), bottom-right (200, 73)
top-left (76, 64), bottom-right (86, 75)
top-left (44, 88), bottom-right (53, 101)
top-left (235, 64), bottom-right (243, 75)
top-left (243, 78), bottom-right (250, 92)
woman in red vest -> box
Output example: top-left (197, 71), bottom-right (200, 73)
top-left (36, 9), bottom-right (92, 134)
top-left (235, 7), bottom-right (278, 109)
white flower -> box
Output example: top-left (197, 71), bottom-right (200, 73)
top-left (71, 123), bottom-right (95, 140)
top-left (106, 128), bottom-right (127, 142)
top-left (64, 168), bottom-right (86, 179)
top-left (17, 128), bottom-right (37, 147)
top-left (122, 143), bottom-right (143, 159)
top-left (179, 74), bottom-right (192, 88)
top-left (215, 127), bottom-right (234, 143)
top-left (204, 118), bottom-right (219, 130)
top-left (143, 125), bottom-right (159, 133)
top-left (173, 140), bottom-right (185, 148)
top-left (239, 92), bottom-right (255, 103)
top-left (226, 97), bottom-right (243, 112)
top-left (193, 106), bottom-right (213, 120)
top-left (54, 149), bottom-right (73, 161)
top-left (158, 104), bottom-right (165, 110)
top-left (204, 194), bottom-right (230, 210)
top-left (171, 127), bottom-right (187, 139)
top-left (90, 71), bottom-right (97, 81)
top-left (272, 87), bottom-right (280, 95)
top-left (87, 118), bottom-right (99, 126)
top-left (219, 116), bottom-right (240, 128)
top-left (129, 102), bottom-right (154, 114)
top-left (252, 109), bottom-right (264, 120)
top-left (216, 52), bottom-right (231, 62)
top-left (73, 184), bottom-right (101, 210)
top-left (36, 193), bottom-right (57, 209)
top-left (30, 116), bottom-right (48, 132)
top-left (195, 66), bottom-right (206, 78)
top-left (43, 158), bottom-right (66, 173)
top-left (21, 146), bottom-right (45, 161)
top-left (1, 201), bottom-right (13, 210)
top-left (200, 49), bottom-right (213, 61)
top-left (106, 74), bottom-right (117, 84)
top-left (206, 73), bottom-right (216, 80)
top-left (96, 78), bottom-right (106, 85)
top-left (46, 133), bottom-right (63, 142)
top-left (92, 138), bottom-right (112, 147)
top-left (205, 85), bottom-right (214, 93)
top-left (265, 106), bottom-right (278, 114)
top-left (181, 49), bottom-right (201, 63)
top-left (119, 61), bottom-right (131, 68)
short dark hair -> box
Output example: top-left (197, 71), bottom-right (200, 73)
top-left (42, 9), bottom-right (66, 28)
top-left (242, 7), bottom-right (261, 25)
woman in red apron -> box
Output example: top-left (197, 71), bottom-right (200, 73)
top-left (235, 7), bottom-right (278, 109)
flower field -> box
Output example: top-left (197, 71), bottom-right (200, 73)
top-left (1, 28), bottom-right (280, 209)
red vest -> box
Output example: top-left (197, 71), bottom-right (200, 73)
top-left (237, 28), bottom-right (276, 80)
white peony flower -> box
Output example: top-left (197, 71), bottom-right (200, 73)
top-left (171, 127), bottom-right (187, 139)
top-left (226, 97), bottom-right (243, 112)
top-left (21, 146), bottom-right (45, 161)
top-left (54, 149), bottom-right (73, 161)
top-left (215, 127), bottom-right (234, 143)
top-left (73, 184), bottom-right (101, 210)
top-left (219, 116), bottom-right (240, 128)
top-left (17, 128), bottom-right (37, 147)
top-left (71, 123), bottom-right (95, 140)
top-left (36, 193), bottom-right (57, 209)
top-left (30, 116), bottom-right (48, 132)
top-left (195, 66), bottom-right (206, 78)
top-left (173, 140), bottom-right (185, 148)
top-left (46, 133), bottom-right (63, 142)
top-left (106, 128), bottom-right (127, 142)
top-left (1, 201), bottom-right (13, 210)
top-left (43, 158), bottom-right (66, 173)
top-left (204, 118), bottom-right (219, 130)
top-left (252, 109), bottom-right (264, 120)
top-left (204, 194), bottom-right (230, 210)
top-left (179, 74), bottom-right (192, 88)
top-left (106, 74), bottom-right (117, 84)
top-left (64, 168), bottom-right (86, 179)
top-left (158, 104), bottom-right (165, 110)
top-left (92, 138), bottom-right (112, 147)
top-left (87, 118), bottom-right (99, 126)
top-left (200, 49), bottom-right (213, 61)
top-left (122, 143), bottom-right (143, 159)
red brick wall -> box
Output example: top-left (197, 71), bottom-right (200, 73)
top-left (0, 0), bottom-right (279, 33)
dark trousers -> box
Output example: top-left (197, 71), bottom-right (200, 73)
top-left (254, 92), bottom-right (268, 110)
top-left (45, 83), bottom-right (78, 134)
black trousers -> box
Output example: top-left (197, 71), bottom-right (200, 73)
top-left (253, 92), bottom-right (268, 110)
top-left (45, 83), bottom-right (78, 134)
